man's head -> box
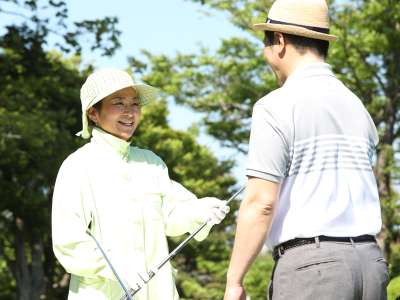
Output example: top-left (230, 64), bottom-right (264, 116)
top-left (77, 68), bottom-right (158, 140)
top-left (263, 31), bottom-right (329, 59)
top-left (254, 0), bottom-right (337, 85)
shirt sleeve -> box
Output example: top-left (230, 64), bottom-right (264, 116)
top-left (51, 157), bottom-right (116, 281)
top-left (246, 103), bottom-right (290, 183)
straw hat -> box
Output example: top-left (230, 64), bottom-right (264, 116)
top-left (77, 68), bottom-right (158, 139)
top-left (253, 0), bottom-right (337, 42)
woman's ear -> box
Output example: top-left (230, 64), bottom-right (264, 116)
top-left (87, 107), bottom-right (99, 125)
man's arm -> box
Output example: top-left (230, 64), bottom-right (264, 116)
top-left (224, 177), bottom-right (280, 300)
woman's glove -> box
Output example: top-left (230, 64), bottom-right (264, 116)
top-left (163, 181), bottom-right (231, 240)
top-left (193, 197), bottom-right (230, 225)
top-left (190, 197), bottom-right (230, 241)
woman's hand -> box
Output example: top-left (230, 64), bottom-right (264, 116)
top-left (195, 197), bottom-right (230, 224)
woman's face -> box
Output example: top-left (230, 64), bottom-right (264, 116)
top-left (87, 87), bottom-right (141, 141)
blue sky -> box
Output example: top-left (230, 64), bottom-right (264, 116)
top-left (67, 0), bottom-right (246, 65)
top-left (1, 0), bottom-right (259, 183)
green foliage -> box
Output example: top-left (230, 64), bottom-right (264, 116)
top-left (329, 0), bottom-right (400, 128)
top-left (244, 254), bottom-right (274, 299)
top-left (2, 0), bottom-right (400, 299)
top-left (0, 22), bottom-right (87, 298)
top-left (388, 276), bottom-right (400, 300)
top-left (0, 2), bottom-right (238, 299)
top-left (126, 58), bottom-right (243, 299)
top-left (0, 259), bottom-right (15, 300)
top-left (0, 0), bottom-right (121, 56)
top-left (172, 0), bottom-right (400, 279)
top-left (0, 1), bottom-right (120, 299)
top-left (329, 0), bottom-right (400, 264)
top-left (390, 243), bottom-right (400, 279)
top-left (131, 0), bottom-right (400, 296)
top-left (130, 38), bottom-right (277, 153)
top-left (186, 0), bottom-right (274, 32)
top-left (136, 100), bottom-right (235, 198)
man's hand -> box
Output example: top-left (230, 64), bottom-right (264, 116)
top-left (224, 178), bottom-right (279, 299)
top-left (224, 284), bottom-right (247, 300)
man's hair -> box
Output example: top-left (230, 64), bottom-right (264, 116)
top-left (264, 31), bottom-right (329, 59)
top-left (264, 31), bottom-right (276, 47)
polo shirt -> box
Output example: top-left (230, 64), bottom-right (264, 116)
top-left (246, 63), bottom-right (381, 248)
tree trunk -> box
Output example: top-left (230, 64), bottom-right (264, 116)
top-left (375, 144), bottom-right (395, 261)
top-left (14, 217), bottom-right (31, 300)
top-left (31, 234), bottom-right (45, 300)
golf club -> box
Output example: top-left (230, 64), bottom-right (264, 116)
top-left (120, 186), bottom-right (246, 299)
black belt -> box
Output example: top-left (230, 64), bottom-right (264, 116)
top-left (272, 235), bottom-right (376, 261)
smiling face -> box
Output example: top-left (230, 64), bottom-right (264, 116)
top-left (87, 87), bottom-right (141, 141)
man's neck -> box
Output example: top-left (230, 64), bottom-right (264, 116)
top-left (282, 52), bottom-right (325, 83)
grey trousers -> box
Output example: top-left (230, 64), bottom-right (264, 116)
top-left (268, 240), bottom-right (389, 300)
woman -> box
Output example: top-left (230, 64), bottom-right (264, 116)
top-left (52, 68), bottom-right (229, 300)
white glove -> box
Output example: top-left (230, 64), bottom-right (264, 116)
top-left (194, 197), bottom-right (230, 225)
top-left (189, 197), bottom-right (230, 241)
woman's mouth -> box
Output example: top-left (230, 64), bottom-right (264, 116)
top-left (118, 121), bottom-right (134, 127)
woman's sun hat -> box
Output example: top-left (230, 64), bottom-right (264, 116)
top-left (253, 0), bottom-right (337, 42)
top-left (77, 68), bottom-right (158, 139)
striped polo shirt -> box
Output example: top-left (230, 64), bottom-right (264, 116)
top-left (246, 63), bottom-right (381, 248)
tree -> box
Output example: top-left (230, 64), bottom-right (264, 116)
top-left (0, 0), bottom-right (121, 56)
top-left (130, 0), bottom-right (400, 290)
top-left (0, 28), bottom-right (88, 300)
top-left (185, 0), bottom-right (400, 267)
top-left (0, 1), bottom-right (121, 299)
top-left (0, 2), bottom-right (239, 299)
top-left (133, 86), bottom-right (238, 300)
top-left (328, 0), bottom-right (400, 272)
top-left (129, 41), bottom-right (274, 154)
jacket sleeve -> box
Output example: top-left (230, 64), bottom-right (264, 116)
top-left (51, 157), bottom-right (117, 280)
top-left (155, 159), bottom-right (212, 241)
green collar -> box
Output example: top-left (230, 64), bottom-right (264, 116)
top-left (91, 127), bottom-right (131, 159)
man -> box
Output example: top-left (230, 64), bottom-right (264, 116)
top-left (224, 0), bottom-right (388, 299)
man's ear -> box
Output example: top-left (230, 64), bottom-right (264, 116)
top-left (87, 107), bottom-right (98, 125)
top-left (275, 32), bottom-right (286, 57)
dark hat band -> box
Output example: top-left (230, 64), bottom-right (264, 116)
top-left (266, 18), bottom-right (330, 34)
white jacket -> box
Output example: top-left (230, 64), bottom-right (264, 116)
top-left (52, 128), bottom-right (211, 299)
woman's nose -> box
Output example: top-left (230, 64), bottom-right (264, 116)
top-left (122, 104), bottom-right (138, 114)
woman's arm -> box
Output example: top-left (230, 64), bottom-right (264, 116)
top-left (51, 158), bottom-right (116, 280)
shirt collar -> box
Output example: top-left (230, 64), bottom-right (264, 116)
top-left (284, 62), bottom-right (335, 86)
top-left (91, 127), bottom-right (131, 159)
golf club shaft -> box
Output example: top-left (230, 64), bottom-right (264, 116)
top-left (157, 185), bottom-right (245, 269)
top-left (127, 186), bottom-right (246, 297)
top-left (86, 230), bottom-right (133, 300)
